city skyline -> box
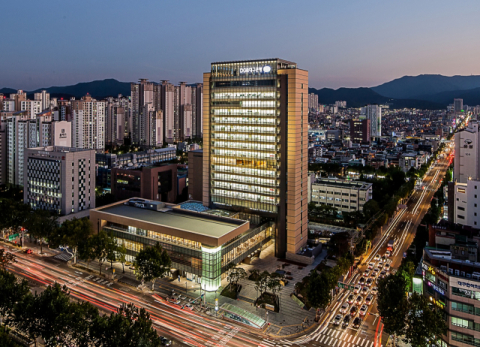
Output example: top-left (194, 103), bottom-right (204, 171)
top-left (1, 0), bottom-right (480, 90)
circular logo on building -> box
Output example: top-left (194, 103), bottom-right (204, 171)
top-left (263, 65), bottom-right (271, 73)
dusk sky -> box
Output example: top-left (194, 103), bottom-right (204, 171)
top-left (1, 0), bottom-right (479, 91)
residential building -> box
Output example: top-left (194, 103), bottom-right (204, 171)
top-left (71, 94), bottom-right (106, 150)
top-left (24, 146), bottom-right (95, 215)
top-left (454, 122), bottom-right (480, 184)
top-left (34, 90), bottom-right (51, 111)
top-left (308, 93), bottom-right (318, 112)
top-left (203, 58), bottom-right (309, 257)
top-left (362, 104), bottom-right (382, 137)
top-left (106, 103), bottom-right (125, 146)
top-left (311, 178), bottom-right (372, 212)
top-left (455, 98), bottom-right (464, 113)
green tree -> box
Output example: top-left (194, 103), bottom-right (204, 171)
top-left (254, 271), bottom-right (270, 299)
top-left (267, 276), bottom-right (282, 297)
top-left (377, 274), bottom-right (409, 343)
top-left (362, 199), bottom-right (380, 220)
top-left (91, 230), bottom-right (110, 275)
top-left (25, 209), bottom-right (58, 254)
top-left (94, 303), bottom-right (162, 347)
top-left (403, 293), bottom-right (447, 347)
top-left (135, 243), bottom-right (171, 290)
top-left (78, 236), bottom-right (97, 271)
top-left (0, 269), bottom-right (30, 326)
top-left (227, 266), bottom-right (247, 290)
top-left (397, 260), bottom-right (415, 292)
top-left (117, 243), bottom-right (128, 273)
top-left (0, 249), bottom-right (16, 270)
top-left (50, 217), bottom-right (93, 263)
top-left (105, 232), bottom-right (118, 268)
top-left (306, 271), bottom-right (331, 309)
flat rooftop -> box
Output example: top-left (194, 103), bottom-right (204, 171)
top-left (101, 204), bottom-right (243, 238)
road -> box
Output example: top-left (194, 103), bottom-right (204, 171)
top-left (1, 152), bottom-right (452, 347)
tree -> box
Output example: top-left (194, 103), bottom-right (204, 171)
top-left (0, 249), bottom-right (15, 270)
top-left (227, 266), bottom-right (247, 289)
top-left (306, 271), bottom-right (331, 309)
top-left (117, 243), bottom-right (127, 273)
top-left (90, 231), bottom-right (111, 275)
top-left (135, 243), bottom-right (171, 290)
top-left (50, 217), bottom-right (93, 264)
top-left (25, 209), bottom-right (57, 254)
top-left (0, 326), bottom-right (21, 347)
top-left (267, 277), bottom-right (282, 297)
top-left (403, 293), bottom-right (447, 347)
top-left (94, 303), bottom-right (162, 347)
top-left (105, 232), bottom-right (118, 268)
top-left (78, 236), bottom-right (96, 271)
top-left (397, 260), bottom-right (415, 292)
top-left (254, 271), bottom-right (270, 299)
top-left (0, 269), bottom-right (30, 326)
top-left (377, 274), bottom-right (409, 343)
top-left (363, 199), bottom-right (380, 220)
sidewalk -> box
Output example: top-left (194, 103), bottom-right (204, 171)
top-left (70, 243), bottom-right (328, 338)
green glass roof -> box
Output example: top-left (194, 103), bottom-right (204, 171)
top-left (220, 303), bottom-right (266, 328)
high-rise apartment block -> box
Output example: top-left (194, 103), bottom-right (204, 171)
top-left (308, 93), bottom-right (318, 112)
top-left (362, 104), bottom-right (382, 137)
top-left (71, 94), bottom-right (105, 150)
top-left (350, 118), bottom-right (371, 143)
top-left (203, 58), bottom-right (308, 257)
top-left (454, 98), bottom-right (464, 113)
top-left (130, 79), bottom-right (202, 146)
top-left (24, 146), bottom-right (95, 215)
top-left (454, 122), bottom-right (480, 184)
top-left (34, 90), bottom-right (51, 111)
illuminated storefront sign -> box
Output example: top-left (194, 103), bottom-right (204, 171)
top-left (239, 65), bottom-right (271, 74)
top-left (457, 281), bottom-right (480, 290)
top-left (427, 280), bottom-right (445, 295)
top-left (429, 296), bottom-right (445, 309)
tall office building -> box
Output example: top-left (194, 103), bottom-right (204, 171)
top-left (71, 94), bottom-right (106, 150)
top-left (454, 98), bottom-right (464, 113)
top-left (363, 104), bottom-right (382, 137)
top-left (203, 58), bottom-right (309, 257)
top-left (454, 122), bottom-right (480, 184)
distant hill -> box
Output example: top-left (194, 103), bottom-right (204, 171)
top-left (308, 87), bottom-right (444, 109)
top-left (0, 79), bottom-right (131, 99)
top-left (372, 74), bottom-right (480, 99)
top-left (415, 87), bottom-right (480, 106)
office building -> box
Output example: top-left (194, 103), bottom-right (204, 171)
top-left (421, 246), bottom-right (480, 347)
top-left (188, 149), bottom-right (203, 201)
top-left (111, 163), bottom-right (177, 203)
top-left (350, 119), bottom-right (371, 143)
top-left (454, 122), bottom-right (480, 184)
top-left (90, 198), bottom-right (273, 291)
top-left (71, 94), bottom-right (106, 150)
top-left (24, 146), bottom-right (96, 215)
top-left (455, 99), bottom-right (464, 113)
top-left (203, 58), bottom-right (309, 257)
top-left (362, 104), bottom-right (382, 137)
top-left (311, 178), bottom-right (372, 213)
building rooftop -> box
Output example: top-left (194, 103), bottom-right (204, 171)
top-left (313, 178), bottom-right (372, 190)
top-left (98, 202), bottom-right (247, 239)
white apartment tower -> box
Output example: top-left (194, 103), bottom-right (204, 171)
top-left (363, 104), bottom-right (382, 138)
top-left (71, 94), bottom-right (105, 150)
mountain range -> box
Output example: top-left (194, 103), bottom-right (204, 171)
top-left (2, 75), bottom-right (480, 110)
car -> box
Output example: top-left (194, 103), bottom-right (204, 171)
top-left (377, 263), bottom-right (384, 269)
top-left (25, 249), bottom-right (33, 254)
top-left (374, 254), bottom-right (381, 261)
top-left (350, 306), bottom-right (358, 316)
top-left (368, 262), bottom-right (375, 269)
top-left (384, 263), bottom-right (391, 271)
top-left (372, 268), bottom-right (379, 277)
top-left (366, 278), bottom-right (373, 287)
top-left (365, 295), bottom-right (374, 305)
top-left (385, 251), bottom-right (391, 257)
top-left (381, 255), bottom-right (387, 261)
top-left (371, 287), bottom-right (378, 295)
top-left (354, 285), bottom-right (361, 294)
top-left (339, 303), bottom-right (349, 314)
top-left (342, 315), bottom-right (351, 328)
top-left (347, 294), bottom-right (355, 304)
top-left (171, 292), bottom-right (179, 297)
top-left (161, 337), bottom-right (172, 346)
top-left (333, 314), bottom-right (342, 325)
top-left (359, 277), bottom-right (365, 285)
top-left (363, 269), bottom-right (370, 277)
top-left (355, 295), bottom-right (363, 306)
top-left (167, 297), bottom-right (179, 304)
top-left (379, 271), bottom-right (387, 278)
top-left (184, 303), bottom-right (194, 310)
top-left (353, 317), bottom-right (361, 328)
top-left (361, 286), bottom-right (369, 295)
top-left (359, 304), bottom-right (368, 316)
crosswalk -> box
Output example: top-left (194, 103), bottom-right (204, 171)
top-left (260, 327), bottom-right (380, 347)
top-left (53, 252), bottom-right (72, 262)
top-left (86, 275), bottom-right (114, 287)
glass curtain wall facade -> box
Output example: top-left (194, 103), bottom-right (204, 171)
top-left (203, 59), bottom-right (309, 257)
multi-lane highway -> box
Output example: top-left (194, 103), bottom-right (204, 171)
top-left (1, 149), bottom-right (452, 347)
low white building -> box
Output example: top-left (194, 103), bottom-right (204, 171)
top-left (452, 179), bottom-right (480, 228)
top-left (311, 178), bottom-right (373, 213)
